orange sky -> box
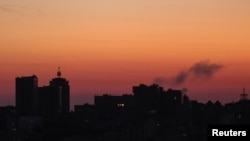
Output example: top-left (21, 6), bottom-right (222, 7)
top-left (1, 0), bottom-right (250, 108)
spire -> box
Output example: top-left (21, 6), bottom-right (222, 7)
top-left (57, 67), bottom-right (62, 78)
top-left (240, 87), bottom-right (248, 101)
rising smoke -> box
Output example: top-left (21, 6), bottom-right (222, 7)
top-left (153, 60), bottom-right (223, 86)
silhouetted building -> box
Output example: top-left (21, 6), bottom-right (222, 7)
top-left (36, 68), bottom-right (70, 117)
top-left (165, 89), bottom-right (183, 104)
top-left (15, 75), bottom-right (38, 116)
top-left (74, 103), bottom-right (95, 129)
top-left (160, 89), bottom-right (183, 114)
top-left (49, 68), bottom-right (70, 115)
top-left (133, 84), bottom-right (163, 115)
top-left (94, 94), bottom-right (133, 120)
top-left (15, 68), bottom-right (70, 117)
top-left (74, 103), bottom-right (95, 115)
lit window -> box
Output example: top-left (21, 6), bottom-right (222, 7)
top-left (117, 103), bottom-right (125, 107)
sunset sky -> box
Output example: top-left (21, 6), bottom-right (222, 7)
top-left (1, 0), bottom-right (250, 108)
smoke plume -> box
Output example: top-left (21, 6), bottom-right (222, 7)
top-left (189, 60), bottom-right (223, 78)
top-left (153, 60), bottom-right (223, 86)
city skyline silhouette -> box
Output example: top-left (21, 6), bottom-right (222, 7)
top-left (0, 66), bottom-right (248, 111)
top-left (1, 1), bottom-right (250, 140)
top-left (1, 73), bottom-right (250, 141)
top-left (0, 67), bottom-right (246, 113)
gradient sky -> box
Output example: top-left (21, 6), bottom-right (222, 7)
top-left (1, 0), bottom-right (250, 109)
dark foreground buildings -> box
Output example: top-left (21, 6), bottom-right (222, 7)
top-left (1, 78), bottom-right (250, 141)
top-left (71, 85), bottom-right (250, 141)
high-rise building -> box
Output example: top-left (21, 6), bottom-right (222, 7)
top-left (16, 68), bottom-right (70, 117)
top-left (15, 75), bottom-right (38, 116)
top-left (49, 67), bottom-right (70, 115)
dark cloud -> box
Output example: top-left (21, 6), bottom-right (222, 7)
top-left (153, 60), bottom-right (223, 86)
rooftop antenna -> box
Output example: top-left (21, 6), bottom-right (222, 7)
top-left (57, 67), bottom-right (61, 78)
top-left (240, 87), bottom-right (248, 101)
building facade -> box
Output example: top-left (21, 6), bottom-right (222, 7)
top-left (49, 71), bottom-right (70, 115)
top-left (15, 75), bottom-right (38, 116)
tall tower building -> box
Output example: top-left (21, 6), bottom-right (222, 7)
top-left (49, 67), bottom-right (70, 115)
top-left (16, 75), bottom-right (38, 116)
